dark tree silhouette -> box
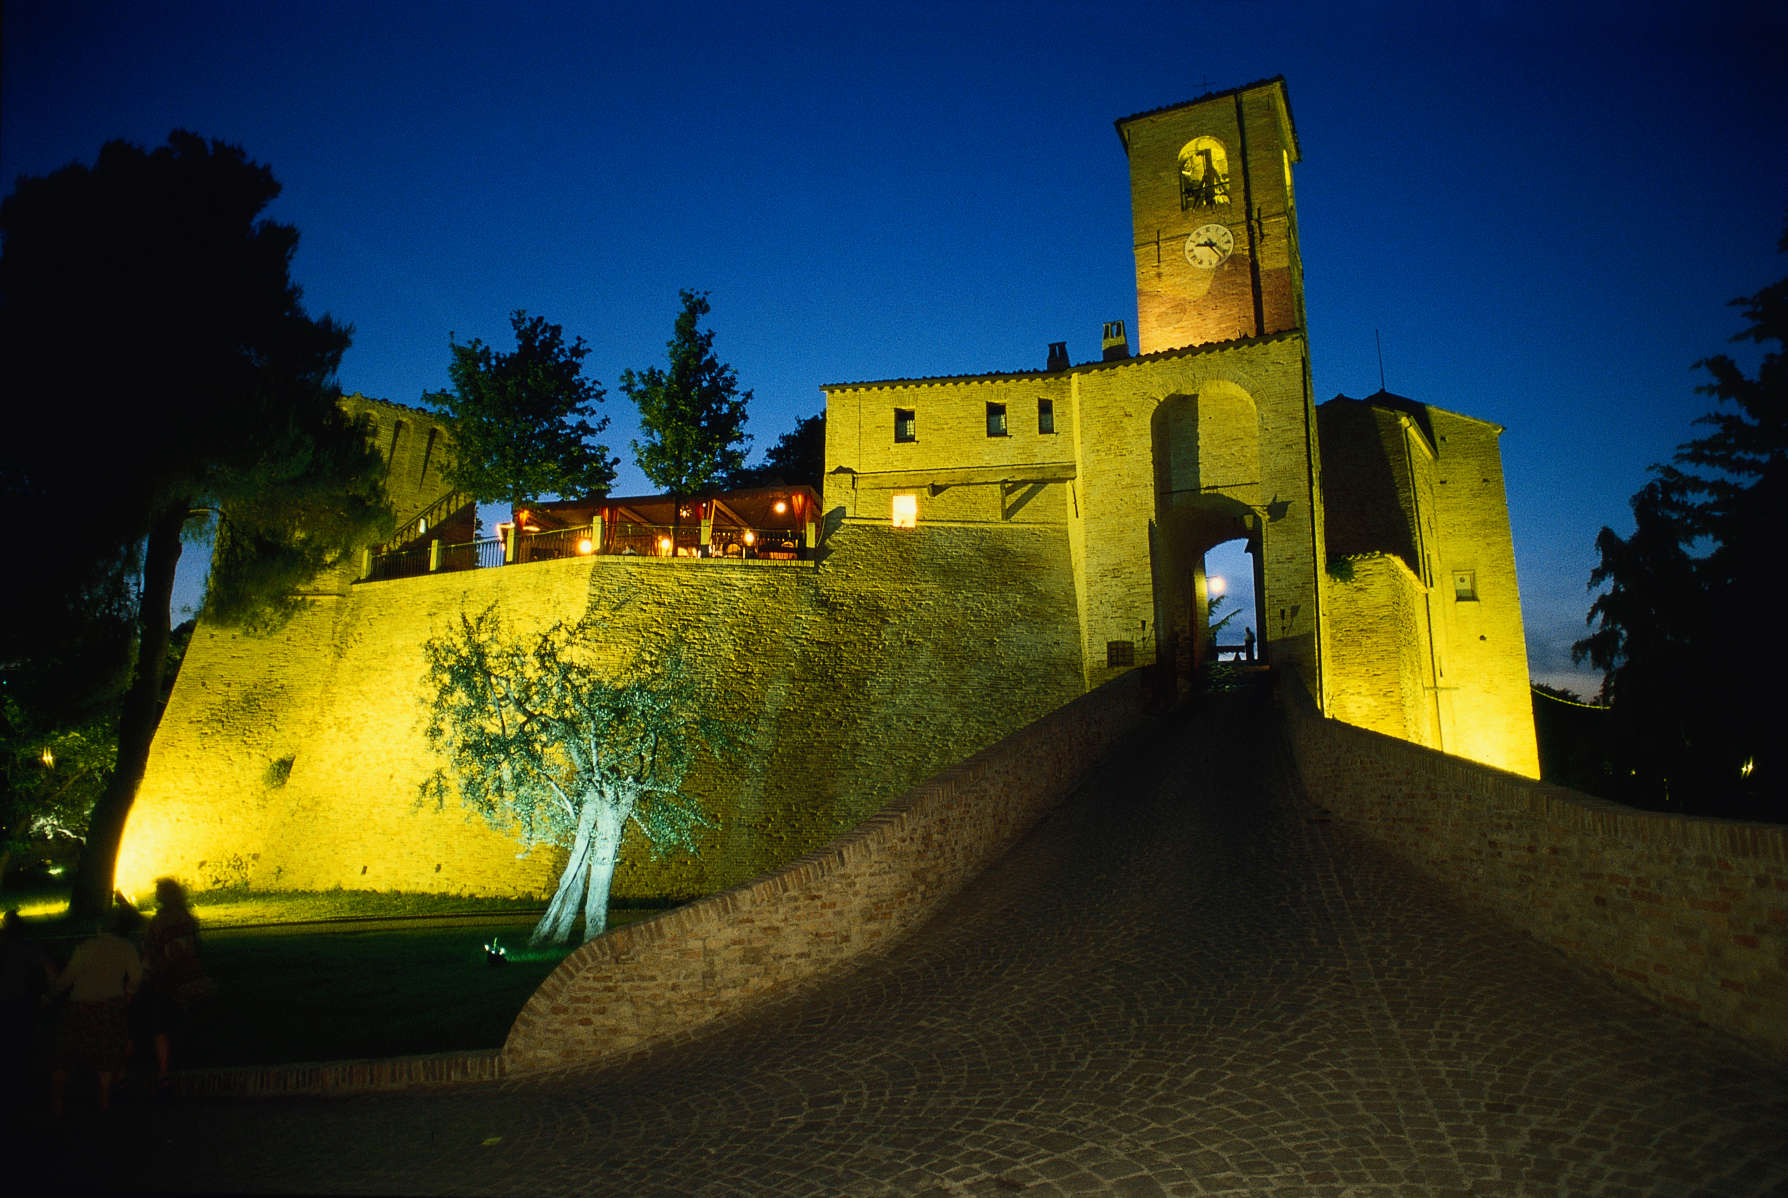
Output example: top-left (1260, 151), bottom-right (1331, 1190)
top-left (726, 412), bottom-right (825, 491)
top-left (0, 132), bottom-right (389, 917)
top-left (424, 311), bottom-right (617, 512)
top-left (1576, 214), bottom-right (1785, 818)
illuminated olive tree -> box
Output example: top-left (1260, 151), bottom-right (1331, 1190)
top-left (421, 606), bottom-right (730, 944)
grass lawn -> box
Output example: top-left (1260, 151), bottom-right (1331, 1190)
top-left (4, 886), bottom-right (665, 1066)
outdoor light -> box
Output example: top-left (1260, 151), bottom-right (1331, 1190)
top-left (657, 536), bottom-right (673, 554)
top-left (742, 530), bottom-right (756, 545)
top-left (1741, 756), bottom-right (1755, 779)
top-left (483, 936), bottom-right (508, 966)
top-left (773, 500), bottom-right (788, 514)
top-left (40, 747), bottom-right (54, 768)
top-left (577, 538), bottom-right (594, 555)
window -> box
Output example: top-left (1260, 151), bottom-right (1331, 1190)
top-left (891, 494), bottom-right (918, 529)
top-left (1038, 398), bottom-right (1055, 435)
top-left (894, 408), bottom-right (916, 443)
top-left (1452, 570), bottom-right (1478, 601)
top-left (1178, 136), bottom-right (1231, 211)
top-left (1106, 640), bottom-right (1135, 668)
top-left (986, 402), bottom-right (1007, 437)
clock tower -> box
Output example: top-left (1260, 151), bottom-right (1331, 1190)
top-left (1116, 77), bottom-right (1304, 355)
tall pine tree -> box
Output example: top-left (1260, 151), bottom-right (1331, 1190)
top-left (622, 290), bottom-right (752, 540)
top-left (0, 133), bottom-right (390, 916)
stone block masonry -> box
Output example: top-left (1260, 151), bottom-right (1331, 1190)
top-left (119, 520), bottom-right (1088, 903)
top-left (1279, 674), bottom-right (1787, 1055)
top-left (502, 669), bottom-right (1153, 1074)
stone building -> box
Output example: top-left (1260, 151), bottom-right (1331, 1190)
top-left (825, 77), bottom-right (1538, 775)
top-left (115, 78), bottom-right (1537, 904)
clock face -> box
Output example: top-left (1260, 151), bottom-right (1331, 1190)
top-left (1185, 224), bottom-right (1234, 269)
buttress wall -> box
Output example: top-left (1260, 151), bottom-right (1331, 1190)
top-left (117, 522), bottom-right (1084, 901)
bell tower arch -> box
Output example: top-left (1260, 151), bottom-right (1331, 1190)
top-left (1116, 78), bottom-right (1305, 355)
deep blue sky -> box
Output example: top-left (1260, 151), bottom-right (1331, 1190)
top-left (5, 0), bottom-right (1784, 693)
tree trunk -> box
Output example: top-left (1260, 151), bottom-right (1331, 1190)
top-left (580, 795), bottom-right (630, 940)
top-left (531, 796), bottom-right (597, 946)
top-left (69, 503), bottom-right (187, 922)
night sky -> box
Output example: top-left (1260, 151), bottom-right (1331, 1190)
top-left (5, 0), bottom-right (1783, 694)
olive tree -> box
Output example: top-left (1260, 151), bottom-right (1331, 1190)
top-left (420, 606), bottom-right (731, 944)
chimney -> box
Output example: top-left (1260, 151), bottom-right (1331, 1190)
top-left (1045, 341), bottom-right (1069, 372)
top-left (1101, 320), bottom-right (1130, 362)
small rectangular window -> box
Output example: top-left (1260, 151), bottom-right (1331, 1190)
top-left (1038, 398), bottom-right (1055, 434)
top-left (986, 402), bottom-right (1007, 437)
top-left (891, 493), bottom-right (918, 529)
top-left (1106, 640), bottom-right (1135, 668)
top-left (1452, 570), bottom-right (1478, 601)
top-left (894, 408), bottom-right (916, 443)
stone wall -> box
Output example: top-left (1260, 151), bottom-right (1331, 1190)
top-left (502, 669), bottom-right (1154, 1074)
top-left (119, 521), bottom-right (1087, 902)
top-left (1322, 552), bottom-right (1431, 748)
top-left (1278, 675), bottom-right (1788, 1055)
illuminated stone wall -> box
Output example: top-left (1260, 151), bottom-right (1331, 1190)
top-left (825, 331), bottom-right (1325, 698)
top-left (1322, 552), bottom-right (1433, 748)
top-left (119, 521), bottom-right (1084, 901)
top-left (1318, 395), bottom-right (1539, 777)
top-left (341, 392), bottom-right (455, 525)
top-left (1280, 675), bottom-right (1788, 1055)
top-left (504, 671), bottom-right (1153, 1073)
top-left (1424, 408), bottom-right (1540, 777)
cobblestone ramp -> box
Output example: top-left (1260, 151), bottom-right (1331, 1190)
top-left (134, 684), bottom-right (1788, 1196)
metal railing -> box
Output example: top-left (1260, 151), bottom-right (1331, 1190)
top-left (441, 537), bottom-right (505, 573)
top-left (517, 525), bottom-right (594, 563)
top-left (377, 490), bottom-right (469, 554)
top-left (366, 545), bottom-right (430, 582)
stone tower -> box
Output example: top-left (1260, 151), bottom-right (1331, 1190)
top-left (1117, 78), bottom-right (1304, 354)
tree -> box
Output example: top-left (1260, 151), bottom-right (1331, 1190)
top-left (726, 412), bottom-right (825, 491)
top-left (424, 311), bottom-right (617, 512)
top-left (1576, 215), bottom-right (1785, 817)
top-left (421, 606), bottom-right (733, 944)
top-left (0, 132), bottom-right (390, 918)
top-left (1573, 482), bottom-right (1706, 805)
top-left (622, 290), bottom-right (753, 527)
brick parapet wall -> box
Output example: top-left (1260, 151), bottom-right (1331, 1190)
top-left (1278, 675), bottom-right (1787, 1055)
top-left (501, 669), bottom-right (1155, 1074)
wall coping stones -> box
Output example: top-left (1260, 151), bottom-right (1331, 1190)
top-left (500, 668), bottom-right (1156, 1075)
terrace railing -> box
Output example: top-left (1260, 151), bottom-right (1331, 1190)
top-left (362, 519), bottom-right (812, 582)
top-left (441, 537), bottom-right (505, 573)
top-left (517, 525), bottom-right (595, 563)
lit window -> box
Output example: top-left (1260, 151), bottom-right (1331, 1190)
top-left (1452, 570), bottom-right (1478, 602)
top-left (1038, 398), bottom-right (1055, 435)
top-left (894, 408), bottom-right (916, 443)
top-left (986, 402), bottom-right (1007, 437)
top-left (1178, 136), bottom-right (1230, 211)
top-left (891, 494), bottom-right (918, 529)
top-left (1106, 640), bottom-right (1135, 668)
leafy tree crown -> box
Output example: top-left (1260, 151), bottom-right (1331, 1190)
top-left (622, 290), bottom-right (753, 496)
top-left (425, 311), bottom-right (617, 510)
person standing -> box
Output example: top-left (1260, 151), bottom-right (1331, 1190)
top-left (49, 913), bottom-right (141, 1115)
top-left (141, 878), bottom-right (210, 1093)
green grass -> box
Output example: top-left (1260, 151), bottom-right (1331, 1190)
top-left (3, 886), bottom-right (667, 1066)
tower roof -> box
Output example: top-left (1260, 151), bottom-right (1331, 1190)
top-left (1114, 75), bottom-right (1301, 161)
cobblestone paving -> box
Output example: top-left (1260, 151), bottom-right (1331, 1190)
top-left (128, 687), bottom-right (1788, 1195)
